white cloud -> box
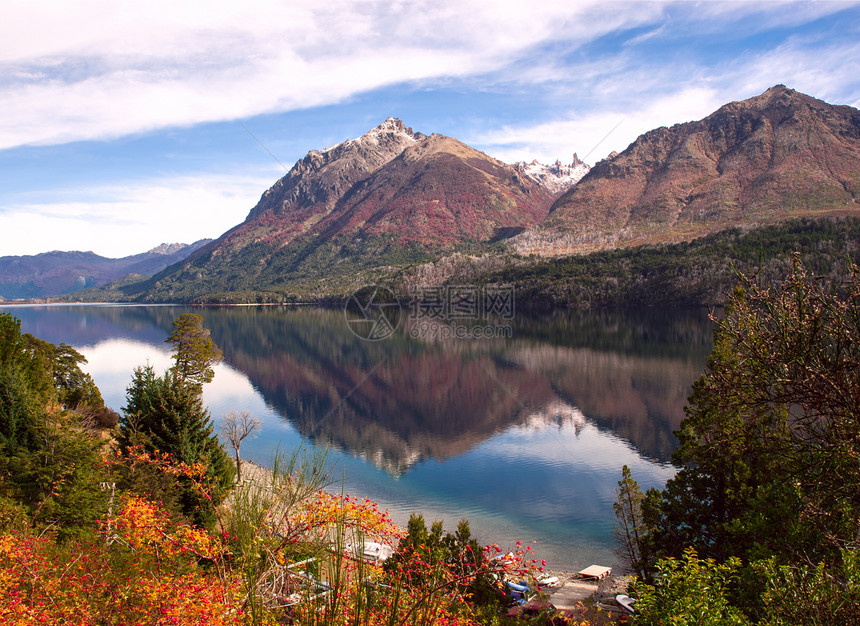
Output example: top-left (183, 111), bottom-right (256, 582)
top-left (0, 171), bottom-right (277, 257)
top-left (666, 0), bottom-right (860, 34)
top-left (474, 86), bottom-right (723, 165)
top-left (0, 0), bottom-right (681, 150)
top-left (735, 37), bottom-right (860, 108)
top-left (3, 0), bottom-right (853, 152)
top-left (1, 0), bottom-right (858, 260)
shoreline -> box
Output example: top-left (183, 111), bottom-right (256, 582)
top-left (232, 457), bottom-right (632, 603)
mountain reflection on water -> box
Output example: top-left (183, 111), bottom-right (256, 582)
top-left (6, 304), bottom-right (712, 471)
top-left (204, 306), bottom-right (712, 472)
top-left (4, 303), bottom-right (713, 570)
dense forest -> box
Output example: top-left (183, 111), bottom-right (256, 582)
top-left (616, 260), bottom-right (860, 624)
top-left (428, 217), bottom-right (860, 310)
top-left (64, 217), bottom-right (860, 307)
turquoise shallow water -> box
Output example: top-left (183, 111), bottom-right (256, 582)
top-left (4, 303), bottom-right (711, 571)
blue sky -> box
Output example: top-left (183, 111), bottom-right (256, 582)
top-left (1, 0), bottom-right (859, 258)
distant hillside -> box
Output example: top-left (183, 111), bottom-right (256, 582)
top-left (0, 240), bottom-right (211, 300)
top-left (460, 217), bottom-right (860, 308)
top-left (514, 85), bottom-right (860, 255)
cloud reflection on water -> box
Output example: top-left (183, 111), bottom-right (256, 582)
top-left (6, 303), bottom-right (710, 571)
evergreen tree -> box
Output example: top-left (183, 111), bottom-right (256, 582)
top-left (637, 259), bottom-right (860, 621)
top-left (613, 464), bottom-right (652, 579)
top-left (0, 313), bottom-right (53, 419)
top-left (119, 365), bottom-right (233, 526)
top-left (648, 260), bottom-right (860, 566)
top-left (5, 419), bottom-right (109, 541)
top-left (0, 312), bottom-right (110, 539)
top-left (49, 342), bottom-right (103, 409)
top-left (0, 367), bottom-right (39, 453)
top-left (165, 313), bottom-right (223, 392)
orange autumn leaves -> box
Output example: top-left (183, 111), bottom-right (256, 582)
top-left (109, 494), bottom-right (222, 563)
top-left (0, 512), bottom-right (243, 626)
top-left (0, 467), bottom-right (400, 624)
top-left (0, 451), bottom-right (235, 625)
top-left (294, 491), bottom-right (400, 544)
top-left (0, 449), bottom-right (544, 625)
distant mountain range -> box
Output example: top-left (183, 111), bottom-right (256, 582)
top-left (0, 241), bottom-right (210, 300)
top-left (50, 85), bottom-right (860, 304)
top-left (512, 154), bottom-right (589, 194)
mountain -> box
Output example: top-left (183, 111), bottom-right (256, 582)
top-left (512, 154), bottom-right (589, 194)
top-left (135, 118), bottom-right (558, 301)
top-left (513, 85), bottom-right (860, 255)
top-left (0, 240), bottom-right (211, 300)
top-left (85, 86), bottom-right (860, 305)
top-left (244, 117), bottom-right (427, 228)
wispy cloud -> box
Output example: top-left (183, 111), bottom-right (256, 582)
top-left (2, 1), bottom-right (857, 153)
top-left (0, 0), bottom-right (631, 149)
top-left (469, 5), bottom-right (860, 164)
top-left (736, 37), bottom-right (860, 108)
top-left (1, 0), bottom-right (858, 257)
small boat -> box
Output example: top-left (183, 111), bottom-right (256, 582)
top-left (506, 580), bottom-right (531, 605)
top-left (507, 580), bottom-right (530, 593)
top-left (346, 541), bottom-right (394, 562)
top-left (616, 594), bottom-right (637, 614)
top-left (537, 575), bottom-right (559, 587)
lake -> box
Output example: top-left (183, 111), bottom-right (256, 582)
top-left (2, 302), bottom-right (713, 572)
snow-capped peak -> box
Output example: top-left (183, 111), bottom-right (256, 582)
top-left (322, 117), bottom-right (424, 154)
top-left (147, 242), bottom-right (187, 255)
top-left (512, 154), bottom-right (590, 194)
top-left (373, 116), bottom-right (410, 134)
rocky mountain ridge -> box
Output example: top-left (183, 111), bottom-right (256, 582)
top-left (67, 85), bottom-right (860, 304)
top-left (236, 117), bottom-right (560, 246)
top-left (246, 117), bottom-right (426, 222)
top-left (137, 118), bottom-right (561, 301)
top-left (512, 154), bottom-right (589, 194)
top-left (513, 85), bottom-right (860, 255)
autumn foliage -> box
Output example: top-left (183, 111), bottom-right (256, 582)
top-left (0, 312), bottom-right (556, 625)
top-left (0, 444), bottom-right (550, 625)
top-left (0, 501), bottom-right (243, 625)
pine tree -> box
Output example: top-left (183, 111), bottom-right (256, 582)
top-left (0, 312), bottom-right (110, 539)
top-left (165, 313), bottom-right (223, 392)
top-left (119, 365), bottom-right (233, 525)
top-left (613, 464), bottom-right (652, 579)
top-left (648, 260), bottom-right (860, 566)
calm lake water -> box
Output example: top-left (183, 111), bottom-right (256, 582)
top-left (3, 303), bottom-right (713, 572)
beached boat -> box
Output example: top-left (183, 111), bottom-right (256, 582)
top-left (616, 594), bottom-right (637, 614)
